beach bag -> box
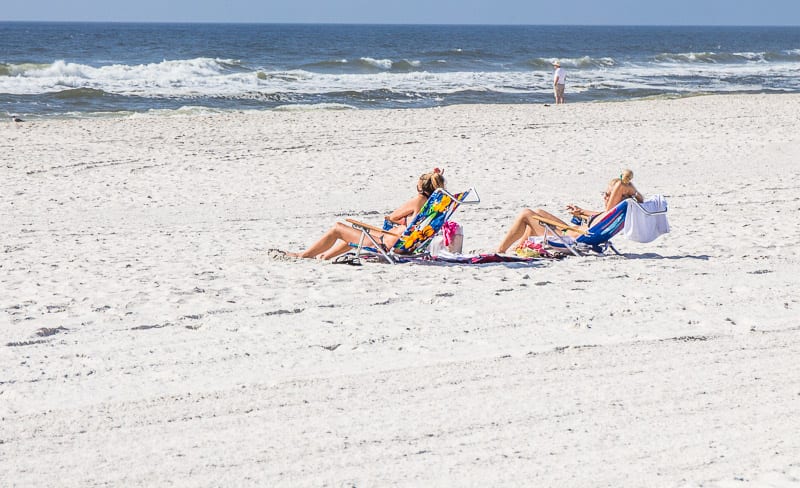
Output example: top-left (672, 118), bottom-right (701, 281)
top-left (515, 238), bottom-right (553, 258)
top-left (428, 221), bottom-right (463, 256)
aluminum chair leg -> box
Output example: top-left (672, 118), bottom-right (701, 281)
top-left (359, 231), bottom-right (396, 264)
top-left (543, 226), bottom-right (581, 257)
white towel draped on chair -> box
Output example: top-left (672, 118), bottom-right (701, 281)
top-left (622, 195), bottom-right (670, 243)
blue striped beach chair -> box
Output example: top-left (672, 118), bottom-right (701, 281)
top-left (537, 198), bottom-right (667, 256)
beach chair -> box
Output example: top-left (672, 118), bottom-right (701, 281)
top-left (346, 188), bottom-right (478, 264)
top-left (535, 197), bottom-right (668, 257)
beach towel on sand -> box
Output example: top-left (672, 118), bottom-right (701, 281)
top-left (409, 249), bottom-right (563, 265)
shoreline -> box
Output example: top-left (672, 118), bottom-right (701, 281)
top-left (8, 90), bottom-right (800, 120)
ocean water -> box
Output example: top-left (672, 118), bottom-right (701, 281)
top-left (2, 23), bottom-right (800, 117)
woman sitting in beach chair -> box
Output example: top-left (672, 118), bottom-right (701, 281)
top-left (496, 169), bottom-right (644, 254)
top-left (289, 169), bottom-right (446, 260)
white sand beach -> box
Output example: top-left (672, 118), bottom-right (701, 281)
top-left (2, 94), bottom-right (800, 486)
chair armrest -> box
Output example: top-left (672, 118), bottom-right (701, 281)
top-left (627, 198), bottom-right (668, 215)
top-left (345, 218), bottom-right (391, 234)
top-left (536, 216), bottom-right (588, 235)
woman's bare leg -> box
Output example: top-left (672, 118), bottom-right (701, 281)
top-left (497, 209), bottom-right (542, 253)
top-left (531, 208), bottom-right (569, 226)
top-left (289, 222), bottom-right (400, 260)
top-left (496, 208), bottom-right (571, 253)
top-left (320, 240), bottom-right (354, 260)
top-left (289, 222), bottom-right (365, 259)
top-left (321, 227), bottom-right (403, 260)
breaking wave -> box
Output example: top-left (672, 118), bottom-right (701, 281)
top-left (528, 56), bottom-right (618, 69)
top-left (654, 50), bottom-right (800, 64)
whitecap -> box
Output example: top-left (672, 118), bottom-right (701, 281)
top-left (273, 103), bottom-right (357, 111)
top-left (360, 57), bottom-right (393, 70)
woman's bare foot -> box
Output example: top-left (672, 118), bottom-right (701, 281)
top-left (283, 251), bottom-right (326, 259)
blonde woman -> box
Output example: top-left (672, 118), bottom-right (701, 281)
top-left (289, 169), bottom-right (446, 260)
top-left (496, 169), bottom-right (643, 254)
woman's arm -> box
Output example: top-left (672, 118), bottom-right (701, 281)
top-left (630, 185), bottom-right (644, 203)
top-left (385, 194), bottom-right (426, 228)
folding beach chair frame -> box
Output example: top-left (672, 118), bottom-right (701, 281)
top-left (346, 187), bottom-right (479, 264)
top-left (537, 217), bottom-right (589, 257)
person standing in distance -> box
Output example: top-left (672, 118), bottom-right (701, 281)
top-left (552, 60), bottom-right (566, 104)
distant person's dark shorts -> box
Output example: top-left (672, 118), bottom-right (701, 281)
top-left (555, 83), bottom-right (565, 98)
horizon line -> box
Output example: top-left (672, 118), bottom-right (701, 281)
top-left (2, 20), bottom-right (799, 27)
